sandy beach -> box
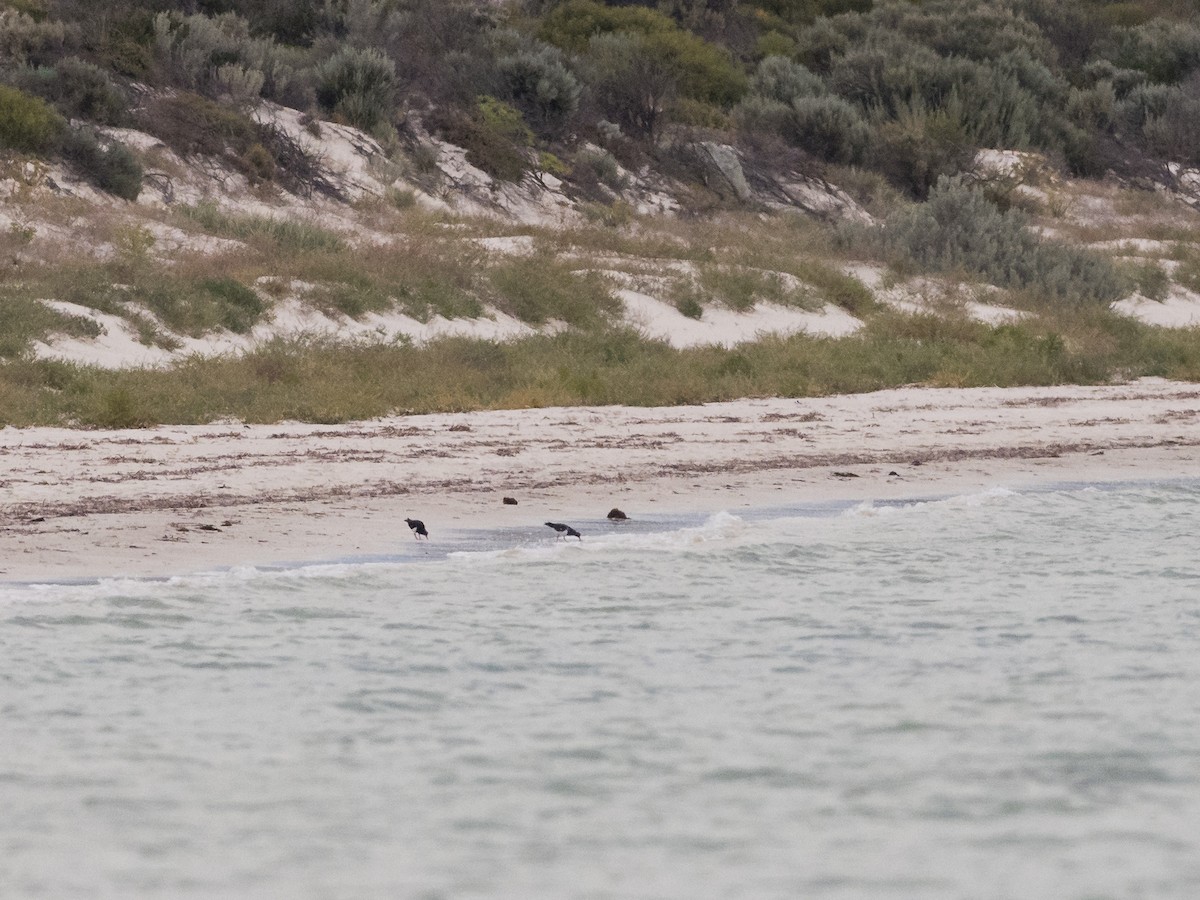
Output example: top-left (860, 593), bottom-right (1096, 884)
top-left (2, 378), bottom-right (1199, 582)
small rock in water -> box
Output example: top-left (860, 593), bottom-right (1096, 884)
top-left (502, 496), bottom-right (518, 505)
top-left (607, 508), bottom-right (628, 520)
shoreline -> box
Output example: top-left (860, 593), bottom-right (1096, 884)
top-left (3, 379), bottom-right (1199, 584)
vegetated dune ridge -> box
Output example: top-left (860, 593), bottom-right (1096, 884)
top-left (2, 378), bottom-right (1198, 583)
top-left (5, 98), bottom-right (1200, 378)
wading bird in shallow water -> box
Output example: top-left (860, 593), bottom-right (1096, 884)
top-left (546, 522), bottom-right (582, 540)
top-left (405, 518), bottom-right (429, 539)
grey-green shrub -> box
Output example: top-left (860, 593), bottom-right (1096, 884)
top-left (1066, 82), bottom-right (1116, 130)
top-left (1140, 82), bottom-right (1200, 165)
top-left (0, 9), bottom-right (76, 67)
top-left (574, 146), bottom-right (624, 189)
top-left (153, 12), bottom-right (263, 96)
top-left (869, 100), bottom-right (976, 198)
top-left (61, 127), bottom-right (143, 200)
top-left (1107, 19), bottom-right (1200, 84)
top-left (733, 95), bottom-right (794, 139)
top-left (1116, 79), bottom-right (1200, 164)
top-left (13, 57), bottom-right (127, 124)
top-left (495, 43), bottom-right (581, 135)
top-left (793, 16), bottom-right (849, 73)
top-left (875, 176), bottom-right (1127, 306)
top-left (788, 94), bottom-right (870, 164)
top-left (583, 31), bottom-right (675, 139)
top-left (315, 47), bottom-right (397, 132)
top-left (749, 56), bottom-right (825, 105)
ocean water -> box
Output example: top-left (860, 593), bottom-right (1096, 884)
top-left (3, 482), bottom-right (1200, 899)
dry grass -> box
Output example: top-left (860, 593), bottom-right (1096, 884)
top-left (3, 310), bottom-right (1200, 426)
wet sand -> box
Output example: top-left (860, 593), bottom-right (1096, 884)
top-left (2, 378), bottom-right (1199, 582)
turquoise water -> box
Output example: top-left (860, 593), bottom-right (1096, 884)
top-left (3, 483), bottom-right (1200, 898)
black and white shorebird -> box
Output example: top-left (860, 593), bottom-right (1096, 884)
top-left (545, 521), bottom-right (582, 540)
top-left (404, 517), bottom-right (429, 539)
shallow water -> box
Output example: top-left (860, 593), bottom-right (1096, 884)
top-left (3, 482), bottom-right (1200, 899)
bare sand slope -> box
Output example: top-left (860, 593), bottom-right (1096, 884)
top-left (2, 379), bottom-right (1199, 582)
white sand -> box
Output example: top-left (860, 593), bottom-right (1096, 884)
top-left (2, 379), bottom-right (1199, 583)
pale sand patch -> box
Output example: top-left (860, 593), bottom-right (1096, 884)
top-left (1113, 287), bottom-right (1200, 328)
top-left (32, 296), bottom-right (537, 369)
top-left (33, 301), bottom-right (177, 369)
top-left (847, 263), bottom-right (1028, 324)
top-left (2, 379), bottom-right (1199, 582)
top-left (616, 289), bottom-right (861, 347)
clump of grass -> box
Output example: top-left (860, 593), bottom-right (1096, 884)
top-left (0, 296), bottom-right (101, 358)
top-left (179, 203), bottom-right (347, 254)
top-left (195, 277), bottom-right (267, 332)
top-left (487, 254), bottom-right (621, 327)
top-left (673, 283), bottom-right (705, 319)
top-left (1175, 252), bottom-right (1200, 295)
top-left (669, 264), bottom-right (822, 313)
top-left (1125, 260), bottom-right (1170, 301)
top-left (306, 279), bottom-right (391, 319)
top-left (133, 275), bottom-right (268, 336)
top-left (697, 266), bottom-right (799, 311)
top-left (290, 239), bottom-right (485, 322)
top-left (788, 260), bottom-right (878, 316)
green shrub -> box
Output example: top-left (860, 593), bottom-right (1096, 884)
top-left (755, 30), bottom-right (797, 61)
top-left (315, 46), bottom-right (396, 132)
top-left (1126, 260), bottom-right (1169, 302)
top-left (789, 260), bottom-right (877, 315)
top-left (793, 16), bottom-right (849, 74)
top-left (1177, 253), bottom-right (1200, 295)
top-left (0, 295), bottom-right (100, 359)
top-left (13, 56), bottom-right (127, 124)
top-left (495, 43), bottom-right (581, 135)
top-left (539, 0), bottom-right (676, 53)
top-left (0, 8), bottom-right (76, 67)
top-left (574, 146), bottom-right (624, 189)
top-left (440, 116), bottom-right (524, 182)
top-left (477, 95), bottom-right (533, 146)
top-left (788, 94), bottom-right (870, 164)
top-left (96, 386), bottom-right (149, 429)
top-left (674, 285), bottom-right (705, 319)
top-left (152, 10), bottom-right (273, 103)
top-left (1108, 19), bottom-right (1200, 84)
top-left (0, 83), bottom-right (64, 152)
top-left (548, 0), bottom-right (745, 135)
top-left (870, 102), bottom-right (976, 199)
top-left (646, 27), bottom-right (746, 108)
top-left (60, 127), bottom-right (142, 200)
top-left (749, 55), bottom-right (826, 105)
top-left (129, 274), bottom-right (268, 337)
top-left (695, 266), bottom-right (812, 312)
top-left (582, 31), bottom-right (674, 139)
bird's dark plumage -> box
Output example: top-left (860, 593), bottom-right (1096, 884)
top-left (405, 517), bottom-right (429, 539)
top-left (545, 521), bottom-right (582, 540)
